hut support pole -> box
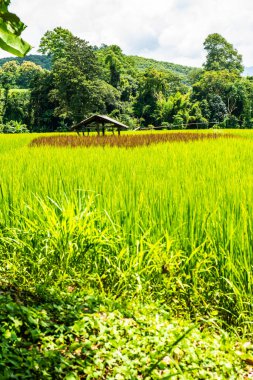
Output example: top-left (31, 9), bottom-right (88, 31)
top-left (118, 127), bottom-right (120, 136)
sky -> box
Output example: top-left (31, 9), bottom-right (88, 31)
top-left (5, 0), bottom-right (253, 67)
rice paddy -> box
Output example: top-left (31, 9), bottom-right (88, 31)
top-left (30, 131), bottom-right (238, 148)
top-left (1, 130), bottom-right (253, 378)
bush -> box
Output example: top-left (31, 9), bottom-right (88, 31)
top-left (1, 120), bottom-right (29, 134)
top-left (220, 115), bottom-right (239, 129)
top-left (173, 114), bottom-right (185, 129)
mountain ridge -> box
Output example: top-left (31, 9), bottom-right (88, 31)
top-left (0, 53), bottom-right (251, 78)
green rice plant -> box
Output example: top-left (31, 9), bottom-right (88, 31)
top-left (1, 132), bottom-right (253, 332)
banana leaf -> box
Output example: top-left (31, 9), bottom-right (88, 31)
top-left (0, 0), bottom-right (31, 56)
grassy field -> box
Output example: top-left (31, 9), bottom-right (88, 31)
top-left (1, 130), bottom-right (253, 378)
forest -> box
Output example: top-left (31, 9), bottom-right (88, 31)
top-left (0, 27), bottom-right (252, 133)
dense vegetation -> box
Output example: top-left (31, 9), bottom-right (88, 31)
top-left (127, 56), bottom-right (196, 79)
top-left (1, 13), bottom-right (253, 377)
top-left (0, 54), bottom-right (51, 70)
top-left (1, 132), bottom-right (253, 377)
top-left (0, 28), bottom-right (253, 133)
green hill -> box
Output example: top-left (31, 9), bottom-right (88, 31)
top-left (0, 54), bottom-right (51, 70)
top-left (130, 55), bottom-right (197, 78)
top-left (0, 53), bottom-right (197, 80)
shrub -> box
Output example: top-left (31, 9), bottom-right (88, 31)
top-left (1, 120), bottom-right (29, 134)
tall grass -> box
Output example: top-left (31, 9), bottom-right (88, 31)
top-left (1, 132), bottom-right (253, 332)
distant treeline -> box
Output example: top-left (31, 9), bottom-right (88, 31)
top-left (0, 55), bottom-right (52, 71)
top-left (0, 29), bottom-right (252, 133)
top-left (0, 53), bottom-right (195, 79)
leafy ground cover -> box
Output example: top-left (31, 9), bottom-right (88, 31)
top-left (1, 131), bottom-right (253, 378)
top-left (0, 286), bottom-right (250, 379)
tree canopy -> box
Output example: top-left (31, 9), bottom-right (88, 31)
top-left (1, 28), bottom-right (253, 132)
top-left (203, 33), bottom-right (243, 74)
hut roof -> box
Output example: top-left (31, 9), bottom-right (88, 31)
top-left (71, 114), bottom-right (129, 131)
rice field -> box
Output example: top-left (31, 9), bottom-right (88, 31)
top-left (0, 130), bottom-right (253, 327)
top-left (2, 130), bottom-right (253, 377)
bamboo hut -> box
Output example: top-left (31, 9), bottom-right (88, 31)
top-left (71, 115), bottom-right (129, 136)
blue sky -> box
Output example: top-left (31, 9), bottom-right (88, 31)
top-left (5, 0), bottom-right (253, 67)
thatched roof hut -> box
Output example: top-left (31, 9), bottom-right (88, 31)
top-left (71, 115), bottom-right (129, 136)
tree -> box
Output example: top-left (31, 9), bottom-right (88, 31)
top-left (192, 70), bottom-right (236, 121)
top-left (133, 68), bottom-right (187, 126)
top-left (18, 61), bottom-right (43, 88)
top-left (0, 60), bottom-right (20, 122)
top-left (206, 94), bottom-right (227, 123)
top-left (4, 89), bottom-right (30, 125)
top-left (203, 33), bottom-right (243, 74)
top-left (192, 69), bottom-right (253, 127)
top-left (0, 0), bottom-right (31, 56)
top-left (97, 45), bottom-right (137, 93)
top-left (29, 70), bottom-right (60, 131)
top-left (156, 91), bottom-right (207, 128)
top-left (0, 60), bottom-right (20, 89)
top-left (39, 28), bottom-right (120, 125)
top-left (39, 27), bottom-right (73, 62)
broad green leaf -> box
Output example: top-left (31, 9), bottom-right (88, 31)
top-left (0, 1), bottom-right (31, 56)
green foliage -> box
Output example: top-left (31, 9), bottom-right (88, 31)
top-left (39, 27), bottom-right (74, 62)
top-left (39, 28), bottom-right (120, 124)
top-left (0, 60), bottom-right (20, 89)
top-left (0, 29), bottom-right (253, 130)
top-left (206, 94), bottom-right (227, 123)
top-left (1, 134), bottom-right (253, 376)
top-left (4, 89), bottom-right (30, 124)
top-left (220, 114), bottom-right (240, 129)
top-left (0, 0), bottom-right (31, 56)
top-left (0, 134), bottom-right (253, 327)
top-left (0, 119), bottom-right (29, 133)
top-left (0, 289), bottom-right (247, 379)
top-left (130, 55), bottom-right (196, 82)
top-left (192, 70), bottom-right (253, 127)
top-left (97, 45), bottom-right (137, 92)
top-left (18, 61), bottom-right (43, 88)
top-left (134, 68), bottom-right (187, 126)
top-left (29, 70), bottom-right (59, 132)
top-left (156, 92), bottom-right (207, 128)
top-left (203, 33), bottom-right (244, 74)
top-left (0, 54), bottom-right (52, 70)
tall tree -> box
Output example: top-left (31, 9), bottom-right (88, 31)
top-left (134, 68), bottom-right (187, 126)
top-left (203, 33), bottom-right (243, 74)
top-left (39, 28), bottom-right (119, 124)
top-left (0, 60), bottom-right (20, 122)
top-left (18, 61), bottom-right (43, 88)
top-left (29, 70), bottom-right (60, 131)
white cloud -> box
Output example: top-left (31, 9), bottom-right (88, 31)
top-left (2, 0), bottom-right (253, 67)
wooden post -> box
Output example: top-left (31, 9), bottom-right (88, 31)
top-left (118, 127), bottom-right (120, 136)
top-left (102, 122), bottom-right (105, 136)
